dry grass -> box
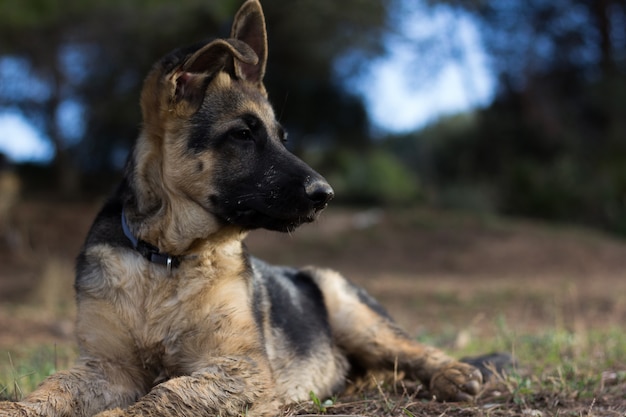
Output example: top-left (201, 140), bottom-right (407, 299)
top-left (1, 201), bottom-right (626, 415)
top-left (281, 326), bottom-right (626, 416)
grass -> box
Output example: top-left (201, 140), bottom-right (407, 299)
top-left (2, 319), bottom-right (625, 416)
top-left (284, 322), bottom-right (626, 416)
top-left (0, 344), bottom-right (76, 401)
top-left (2, 203), bottom-right (626, 415)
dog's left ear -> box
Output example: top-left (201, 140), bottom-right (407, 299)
top-left (170, 38), bottom-right (258, 113)
top-left (230, 0), bottom-right (268, 89)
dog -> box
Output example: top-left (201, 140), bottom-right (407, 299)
top-left (0, 1), bottom-right (488, 416)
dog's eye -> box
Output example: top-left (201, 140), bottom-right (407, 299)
top-left (232, 129), bottom-right (252, 141)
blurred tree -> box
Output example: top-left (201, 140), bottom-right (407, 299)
top-left (311, 148), bottom-right (420, 206)
top-left (0, 0), bottom-right (235, 193)
top-left (262, 0), bottom-right (389, 152)
top-left (0, 0), bottom-right (396, 195)
top-left (401, 0), bottom-right (626, 232)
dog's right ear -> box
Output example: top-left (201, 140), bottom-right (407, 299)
top-left (230, 0), bottom-right (268, 91)
top-left (141, 1), bottom-right (268, 121)
top-left (169, 39), bottom-right (258, 113)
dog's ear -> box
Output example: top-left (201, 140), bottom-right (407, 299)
top-left (162, 0), bottom-right (268, 115)
top-left (230, 0), bottom-right (268, 89)
top-left (171, 39), bottom-right (258, 110)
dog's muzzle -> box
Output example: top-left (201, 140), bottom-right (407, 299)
top-left (305, 178), bottom-right (334, 211)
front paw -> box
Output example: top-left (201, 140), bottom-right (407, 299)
top-left (429, 362), bottom-right (483, 402)
top-left (0, 401), bottom-right (39, 417)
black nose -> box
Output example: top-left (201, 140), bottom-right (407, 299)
top-left (305, 179), bottom-right (334, 209)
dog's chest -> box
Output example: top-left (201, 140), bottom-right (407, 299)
top-left (80, 243), bottom-right (263, 380)
top-left (125, 261), bottom-right (259, 376)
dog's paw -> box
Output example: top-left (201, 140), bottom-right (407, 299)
top-left (0, 401), bottom-right (38, 417)
top-left (94, 407), bottom-right (125, 417)
top-left (429, 361), bottom-right (483, 402)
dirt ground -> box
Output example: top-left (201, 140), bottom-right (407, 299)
top-left (3, 200), bottom-right (626, 342)
top-left (1, 199), bottom-right (626, 414)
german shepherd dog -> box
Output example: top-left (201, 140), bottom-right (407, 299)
top-left (0, 1), bottom-right (488, 416)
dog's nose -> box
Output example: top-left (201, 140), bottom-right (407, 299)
top-left (305, 179), bottom-right (334, 209)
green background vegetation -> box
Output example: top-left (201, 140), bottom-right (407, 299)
top-left (1, 0), bottom-right (625, 235)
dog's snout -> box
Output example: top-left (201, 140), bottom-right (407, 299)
top-left (305, 179), bottom-right (334, 209)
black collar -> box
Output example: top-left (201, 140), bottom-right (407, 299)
top-left (121, 209), bottom-right (181, 273)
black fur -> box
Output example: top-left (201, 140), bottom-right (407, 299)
top-left (75, 188), bottom-right (129, 293)
top-left (251, 258), bottom-right (331, 356)
top-left (208, 124), bottom-right (332, 232)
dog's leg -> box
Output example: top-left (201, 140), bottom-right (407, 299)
top-left (0, 360), bottom-right (145, 417)
top-left (94, 356), bottom-right (277, 417)
top-left (308, 268), bottom-right (482, 402)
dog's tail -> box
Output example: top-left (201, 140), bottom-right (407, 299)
top-left (460, 352), bottom-right (515, 381)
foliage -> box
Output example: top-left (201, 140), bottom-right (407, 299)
top-left (2, 0), bottom-right (626, 231)
top-left (0, 0), bottom-right (397, 193)
top-left (0, 345), bottom-right (76, 402)
top-left (320, 149), bottom-right (420, 206)
top-left (382, 0), bottom-right (626, 234)
top-left (384, 75), bottom-right (626, 233)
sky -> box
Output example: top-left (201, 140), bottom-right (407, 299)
top-left (359, 7), bottom-right (494, 132)
top-left (0, 3), bottom-right (494, 163)
top-left (0, 111), bottom-right (55, 162)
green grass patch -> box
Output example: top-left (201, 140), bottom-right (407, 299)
top-left (0, 344), bottom-right (77, 401)
top-left (2, 320), bottom-right (625, 415)
top-left (416, 318), bottom-right (626, 410)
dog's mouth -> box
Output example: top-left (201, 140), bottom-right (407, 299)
top-left (227, 205), bottom-right (324, 232)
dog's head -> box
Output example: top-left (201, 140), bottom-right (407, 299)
top-left (130, 0), bottom-right (333, 247)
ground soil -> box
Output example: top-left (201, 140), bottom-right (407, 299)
top-left (1, 199), bottom-right (625, 415)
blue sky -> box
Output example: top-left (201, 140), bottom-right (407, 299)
top-left (356, 6), bottom-right (493, 132)
top-left (0, 111), bottom-right (55, 162)
top-left (0, 3), bottom-right (493, 163)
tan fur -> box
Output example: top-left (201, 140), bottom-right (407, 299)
top-left (79, 241), bottom-right (276, 416)
top-left (309, 268), bottom-right (482, 400)
top-left (130, 71), bottom-right (276, 255)
top-left (0, 1), bottom-right (484, 416)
